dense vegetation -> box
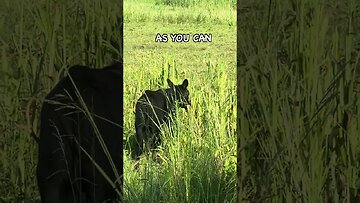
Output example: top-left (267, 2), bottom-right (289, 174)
top-left (0, 0), bottom-right (236, 202)
top-left (123, 0), bottom-right (236, 202)
top-left (0, 0), bottom-right (121, 201)
top-left (238, 0), bottom-right (360, 201)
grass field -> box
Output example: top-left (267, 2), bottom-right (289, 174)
top-left (123, 0), bottom-right (236, 202)
top-left (0, 0), bottom-right (121, 201)
top-left (238, 0), bottom-right (360, 202)
top-left (0, 0), bottom-right (236, 202)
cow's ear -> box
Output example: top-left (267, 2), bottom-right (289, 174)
top-left (182, 79), bottom-right (188, 88)
top-left (167, 79), bottom-right (174, 88)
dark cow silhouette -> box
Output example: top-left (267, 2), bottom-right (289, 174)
top-left (36, 63), bottom-right (123, 203)
top-left (131, 79), bottom-right (191, 160)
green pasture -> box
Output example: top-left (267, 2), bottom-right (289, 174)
top-left (0, 0), bottom-right (121, 201)
top-left (123, 0), bottom-right (236, 202)
top-left (238, 0), bottom-right (360, 202)
top-left (0, 0), bottom-right (236, 202)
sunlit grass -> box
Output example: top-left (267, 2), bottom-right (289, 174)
top-left (238, 0), bottom-right (360, 201)
top-left (123, 0), bottom-right (236, 202)
top-left (0, 0), bottom-right (121, 201)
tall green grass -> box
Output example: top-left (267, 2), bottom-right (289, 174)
top-left (238, 0), bottom-right (360, 201)
top-left (124, 0), bottom-right (235, 25)
top-left (0, 0), bottom-right (121, 201)
top-left (124, 60), bottom-right (236, 203)
top-left (154, 0), bottom-right (236, 8)
top-left (123, 0), bottom-right (236, 201)
top-left (0, 0), bottom-right (236, 201)
top-left (125, 0), bottom-right (235, 8)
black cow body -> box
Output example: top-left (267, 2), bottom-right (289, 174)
top-left (36, 63), bottom-right (123, 203)
top-left (132, 79), bottom-right (191, 160)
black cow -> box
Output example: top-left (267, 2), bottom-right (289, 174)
top-left (131, 79), bottom-right (191, 160)
top-left (36, 63), bottom-right (123, 203)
